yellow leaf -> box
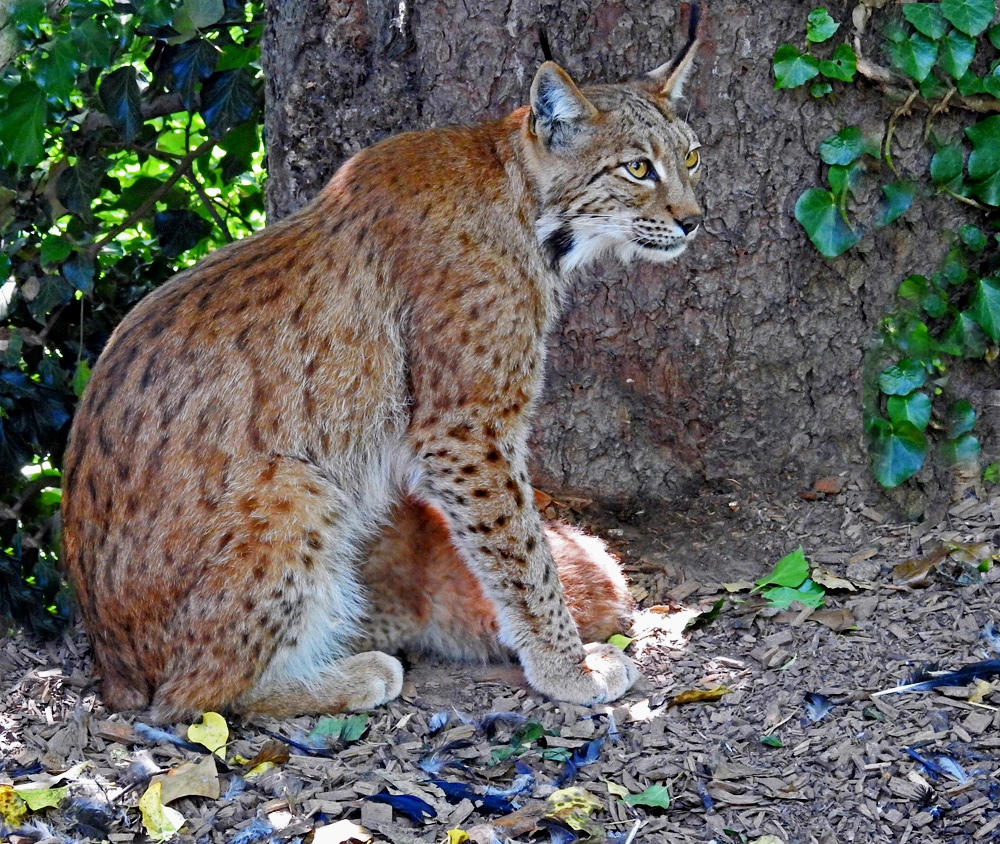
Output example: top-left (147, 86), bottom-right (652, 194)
top-left (604, 779), bottom-right (629, 799)
top-left (16, 786), bottom-right (67, 810)
top-left (811, 569), bottom-right (857, 591)
top-left (138, 781), bottom-right (185, 842)
top-left (246, 761), bottom-right (277, 780)
top-left (970, 679), bottom-right (994, 704)
top-left (548, 786), bottom-right (602, 815)
top-left (446, 830), bottom-right (470, 844)
top-left (668, 685), bottom-right (732, 708)
top-left (187, 711), bottom-right (229, 759)
top-left (0, 785), bottom-right (28, 826)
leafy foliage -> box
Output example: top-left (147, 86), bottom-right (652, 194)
top-left (0, 0), bottom-right (266, 634)
top-left (774, 5), bottom-right (1000, 489)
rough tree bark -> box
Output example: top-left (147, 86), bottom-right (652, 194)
top-left (261, 0), bottom-right (975, 512)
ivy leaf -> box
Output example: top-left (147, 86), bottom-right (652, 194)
top-left (942, 433), bottom-right (981, 466)
top-left (807, 8), bottom-right (840, 42)
top-left (810, 80), bottom-right (834, 97)
top-left (946, 400), bottom-right (976, 437)
top-left (165, 39), bottom-right (219, 109)
top-left (876, 180), bottom-right (915, 226)
top-left (756, 546), bottom-right (809, 589)
top-left (794, 189), bottom-right (859, 257)
top-left (937, 310), bottom-right (987, 357)
top-left (773, 44), bottom-right (820, 89)
top-left (763, 579), bottom-right (826, 610)
top-left (903, 2), bottom-right (949, 39)
top-left (878, 359), bottom-right (927, 395)
top-left (200, 68), bottom-right (256, 136)
top-left (887, 392), bottom-right (932, 430)
top-left (184, 0), bottom-right (225, 28)
top-left (34, 38), bottom-right (81, 104)
top-left (56, 159), bottom-right (106, 219)
top-left (39, 235), bottom-right (73, 268)
top-left (887, 32), bottom-right (939, 81)
top-left (0, 82), bottom-right (47, 167)
top-left (868, 417), bottom-right (927, 488)
top-left (895, 315), bottom-right (931, 357)
top-left (99, 67), bottom-right (143, 143)
top-left (970, 276), bottom-right (1000, 343)
top-left (898, 274), bottom-right (928, 303)
top-left (819, 126), bottom-right (867, 165)
top-left (72, 359), bottom-right (92, 398)
top-left (624, 784), bottom-right (671, 809)
top-left (219, 119), bottom-right (259, 181)
top-left (827, 159), bottom-right (865, 200)
top-left (990, 23), bottom-right (1000, 48)
top-left (940, 0), bottom-right (996, 36)
top-left (960, 224), bottom-right (988, 251)
top-left (62, 252), bottom-right (95, 295)
top-left (818, 43), bottom-right (857, 81)
top-left (938, 29), bottom-right (976, 78)
top-left (930, 142), bottom-right (963, 190)
top-left (154, 210), bottom-right (211, 257)
top-left (966, 115), bottom-right (1000, 205)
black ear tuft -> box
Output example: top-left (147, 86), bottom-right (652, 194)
top-left (642, 2), bottom-right (701, 103)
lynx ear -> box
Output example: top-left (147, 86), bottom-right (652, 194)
top-left (529, 61), bottom-right (598, 147)
top-left (642, 1), bottom-right (701, 103)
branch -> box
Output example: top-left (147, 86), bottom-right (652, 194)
top-left (91, 137), bottom-right (216, 254)
top-left (185, 170), bottom-right (232, 242)
top-left (81, 93), bottom-right (198, 132)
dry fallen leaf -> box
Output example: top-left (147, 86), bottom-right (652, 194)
top-left (187, 712), bottom-right (229, 759)
top-left (811, 569), bottom-right (858, 591)
top-left (809, 608), bottom-right (857, 632)
top-left (138, 781), bottom-right (185, 842)
top-left (893, 547), bottom-right (949, 587)
top-left (150, 754), bottom-right (220, 804)
top-left (312, 819), bottom-right (373, 844)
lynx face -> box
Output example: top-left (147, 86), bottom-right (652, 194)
top-left (529, 58), bottom-right (703, 275)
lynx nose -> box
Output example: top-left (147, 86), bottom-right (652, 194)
top-left (677, 214), bottom-right (702, 235)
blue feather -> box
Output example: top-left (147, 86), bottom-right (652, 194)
top-left (364, 790), bottom-right (437, 822)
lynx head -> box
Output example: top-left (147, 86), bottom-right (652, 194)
top-left (526, 9), bottom-right (702, 274)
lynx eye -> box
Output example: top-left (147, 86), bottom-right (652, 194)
top-left (685, 148), bottom-right (700, 169)
top-left (624, 159), bottom-right (653, 179)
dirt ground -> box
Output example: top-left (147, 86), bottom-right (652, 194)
top-left (2, 474), bottom-right (1000, 844)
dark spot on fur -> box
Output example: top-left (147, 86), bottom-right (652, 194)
top-left (526, 536), bottom-right (536, 552)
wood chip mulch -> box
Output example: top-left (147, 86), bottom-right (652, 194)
top-left (2, 479), bottom-right (999, 844)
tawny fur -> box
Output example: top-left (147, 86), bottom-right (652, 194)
top-left (61, 29), bottom-right (702, 720)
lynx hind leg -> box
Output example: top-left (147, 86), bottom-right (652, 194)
top-left (233, 651), bottom-right (404, 717)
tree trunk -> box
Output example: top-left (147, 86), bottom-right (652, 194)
top-left (261, 0), bottom-right (972, 510)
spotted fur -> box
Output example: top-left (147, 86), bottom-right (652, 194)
top-left (62, 20), bottom-right (701, 720)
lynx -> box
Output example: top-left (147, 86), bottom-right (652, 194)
top-left (62, 13), bottom-right (702, 720)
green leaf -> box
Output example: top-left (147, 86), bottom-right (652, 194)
top-left (938, 29), bottom-right (976, 78)
top-left (794, 188), bottom-right (860, 257)
top-left (959, 224), bottom-right (988, 251)
top-left (937, 310), bottom-right (987, 357)
top-left (40, 236), bottom-right (73, 268)
top-left (983, 461), bottom-right (1000, 483)
top-left (756, 546), bottom-right (809, 589)
top-left (878, 359), bottom-right (927, 395)
top-left (56, 159), bottom-right (106, 219)
top-left (990, 22), bottom-right (1000, 48)
top-left (807, 8), bottom-right (841, 42)
top-left (887, 391), bottom-right (932, 430)
top-left (684, 597), bottom-right (725, 630)
top-left (940, 0), bottom-right (996, 36)
top-left (827, 161), bottom-right (866, 200)
top-left (939, 246), bottom-right (969, 286)
top-left (99, 67), bottom-right (143, 143)
top-left (810, 80), bottom-right (834, 97)
top-left (966, 116), bottom-right (1000, 205)
top-left (219, 120), bottom-right (260, 181)
top-left (308, 713), bottom-right (368, 743)
top-left (35, 37), bottom-right (81, 105)
top-left (887, 32), bottom-right (939, 81)
top-left (183, 0), bottom-right (225, 28)
top-left (818, 43), bottom-right (857, 81)
top-left (27, 274), bottom-right (74, 324)
top-left (896, 315), bottom-right (932, 357)
top-left (624, 784), bottom-right (671, 809)
top-left (72, 359), bottom-right (92, 398)
top-left (165, 39), bottom-right (219, 109)
top-left (920, 72), bottom-right (949, 99)
top-left (200, 68), bottom-right (257, 136)
top-left (946, 399), bottom-right (976, 437)
top-left (763, 579), bottom-right (826, 609)
top-left (868, 418), bottom-right (927, 487)
top-left (942, 432), bottom-right (981, 466)
top-left (904, 2), bottom-right (949, 38)
top-left (898, 274), bottom-right (928, 303)
top-left (154, 210), bottom-right (211, 257)
top-left (930, 142), bottom-right (963, 189)
top-left (0, 82), bottom-right (47, 167)
top-left (773, 44), bottom-right (820, 89)
top-left (608, 633), bottom-right (633, 649)
top-left (819, 126), bottom-right (867, 165)
top-left (69, 18), bottom-right (114, 66)
top-left (760, 735), bottom-right (783, 748)
top-left (62, 252), bottom-right (95, 295)
top-left (876, 180), bottom-right (915, 226)
top-left (971, 276), bottom-right (1000, 342)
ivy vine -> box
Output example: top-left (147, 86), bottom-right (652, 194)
top-left (774, 1), bottom-right (1000, 489)
top-left (0, 0), bottom-right (265, 634)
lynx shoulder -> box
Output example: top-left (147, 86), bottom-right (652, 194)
top-left (62, 13), bottom-right (702, 720)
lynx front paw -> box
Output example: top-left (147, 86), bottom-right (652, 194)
top-left (525, 642), bottom-right (638, 706)
top-left (340, 651), bottom-right (405, 710)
